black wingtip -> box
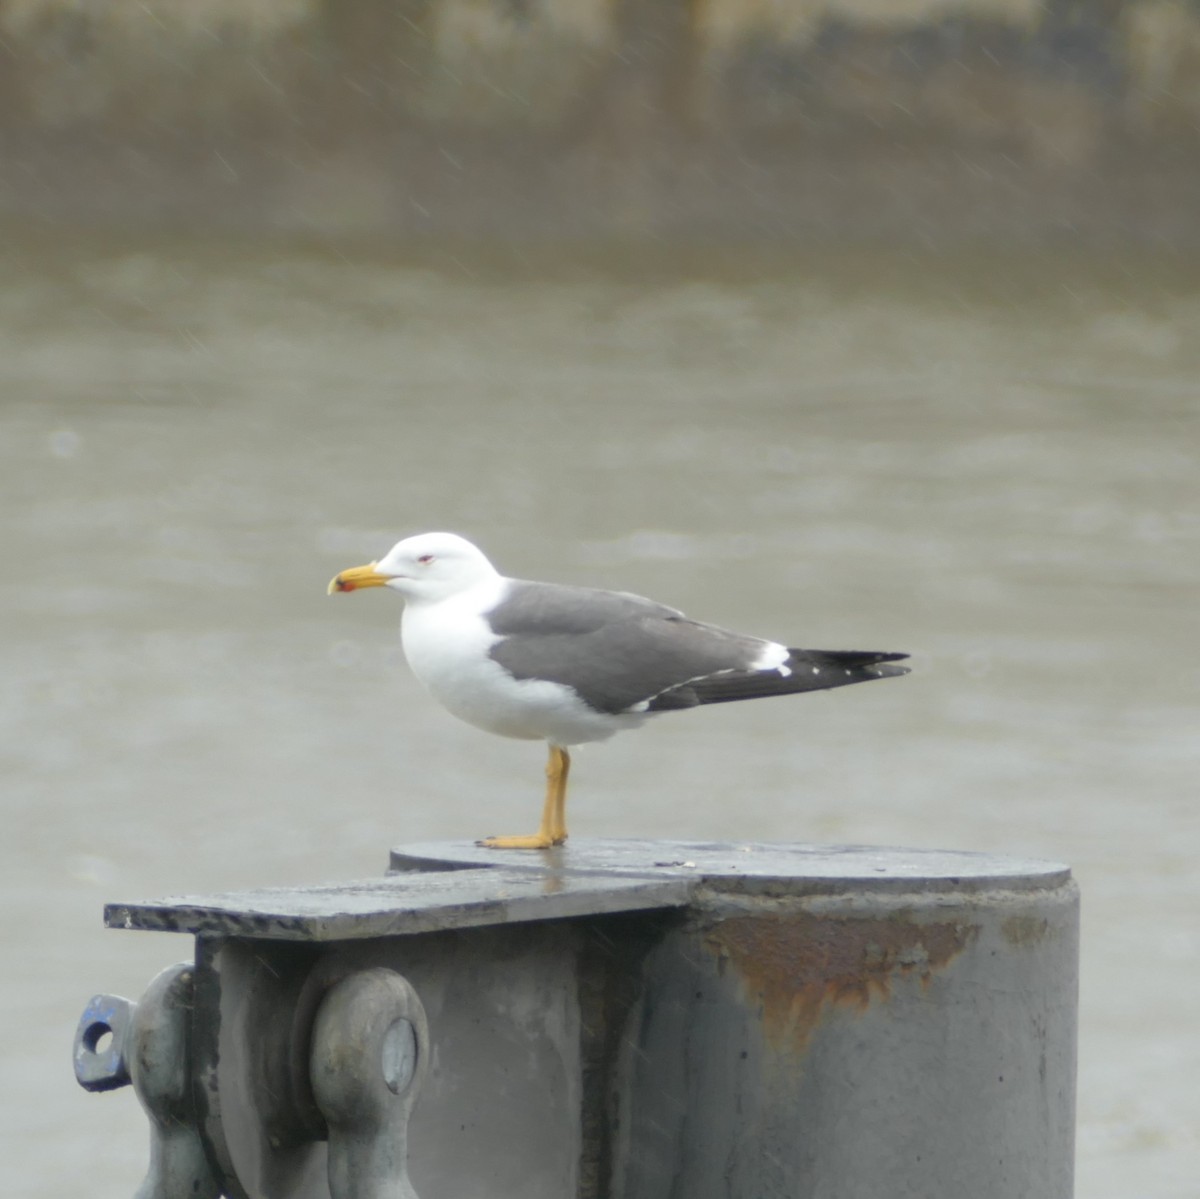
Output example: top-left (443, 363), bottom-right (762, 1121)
top-left (787, 648), bottom-right (910, 667)
top-left (868, 662), bottom-right (910, 679)
top-left (651, 648), bottom-right (912, 709)
top-left (784, 647), bottom-right (912, 688)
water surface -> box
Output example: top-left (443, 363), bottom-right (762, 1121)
top-left (2, 236), bottom-right (1197, 1197)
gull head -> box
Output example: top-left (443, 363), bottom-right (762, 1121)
top-left (328, 532), bottom-right (499, 603)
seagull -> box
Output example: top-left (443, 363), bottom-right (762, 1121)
top-left (329, 532), bottom-right (908, 849)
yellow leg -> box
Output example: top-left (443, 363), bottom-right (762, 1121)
top-left (478, 745), bottom-right (571, 850)
top-left (549, 746), bottom-right (570, 843)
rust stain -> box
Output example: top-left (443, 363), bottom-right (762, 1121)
top-left (1001, 914), bottom-right (1049, 947)
top-left (705, 912), bottom-right (977, 1053)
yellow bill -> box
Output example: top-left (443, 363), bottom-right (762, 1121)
top-left (328, 563), bottom-right (388, 595)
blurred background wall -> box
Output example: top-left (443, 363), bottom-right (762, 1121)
top-left (2, 0), bottom-right (1199, 242)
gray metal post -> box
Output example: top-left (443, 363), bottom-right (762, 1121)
top-left (78, 839), bottom-right (1078, 1198)
top-left (606, 862), bottom-right (1078, 1198)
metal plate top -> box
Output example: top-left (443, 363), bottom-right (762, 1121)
top-left (104, 839), bottom-right (1071, 941)
top-left (103, 866), bottom-right (691, 940)
top-left (391, 838), bottom-right (1072, 891)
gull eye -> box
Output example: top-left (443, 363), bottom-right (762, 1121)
top-left (417, 554), bottom-right (435, 565)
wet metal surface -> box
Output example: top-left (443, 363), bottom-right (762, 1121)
top-left (106, 839), bottom-right (1067, 939)
top-left (104, 867), bottom-right (691, 939)
top-left (391, 837), bottom-right (1071, 891)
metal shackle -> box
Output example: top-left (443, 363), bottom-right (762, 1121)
top-left (310, 967), bottom-right (430, 1199)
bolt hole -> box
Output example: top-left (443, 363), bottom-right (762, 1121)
top-left (381, 1018), bottom-right (417, 1095)
top-left (84, 1022), bottom-right (113, 1055)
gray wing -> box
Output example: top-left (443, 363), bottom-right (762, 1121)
top-left (485, 581), bottom-right (770, 714)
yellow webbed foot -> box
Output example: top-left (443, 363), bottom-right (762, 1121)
top-left (476, 832), bottom-right (567, 850)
